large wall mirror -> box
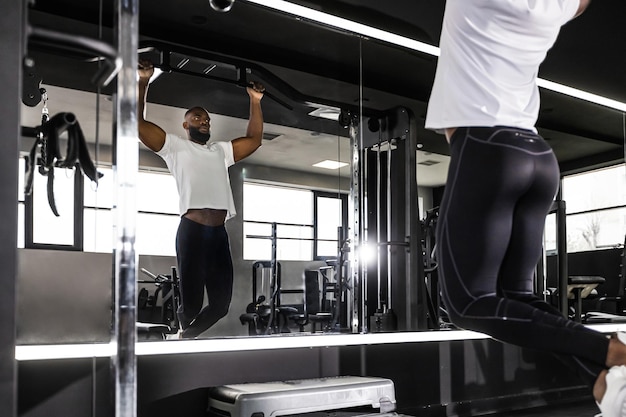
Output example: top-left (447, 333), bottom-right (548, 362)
top-left (17, 0), bottom-right (626, 347)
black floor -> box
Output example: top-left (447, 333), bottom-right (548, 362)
top-left (490, 400), bottom-right (599, 417)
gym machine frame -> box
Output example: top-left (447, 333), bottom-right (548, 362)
top-left (345, 106), bottom-right (429, 332)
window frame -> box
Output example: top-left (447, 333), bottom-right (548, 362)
top-left (242, 182), bottom-right (348, 262)
top-left (24, 161), bottom-right (84, 251)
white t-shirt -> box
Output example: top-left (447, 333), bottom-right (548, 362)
top-left (425, 0), bottom-right (580, 133)
top-left (156, 133), bottom-right (236, 220)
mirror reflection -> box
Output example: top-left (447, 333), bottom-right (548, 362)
top-left (20, 1), bottom-right (624, 348)
top-left (18, 1), bottom-right (626, 344)
top-left (18, 1), bottom-right (375, 344)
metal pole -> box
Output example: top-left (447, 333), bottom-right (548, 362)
top-left (268, 222), bottom-right (278, 333)
top-left (349, 115), bottom-right (362, 333)
top-left (360, 140), bottom-right (368, 333)
top-left (112, 0), bottom-right (138, 416)
top-left (386, 140), bottom-right (393, 311)
top-left (556, 199), bottom-right (568, 317)
top-left (376, 139), bottom-right (382, 312)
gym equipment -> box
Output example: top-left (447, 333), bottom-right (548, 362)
top-left (137, 267), bottom-right (180, 339)
top-left (23, 94), bottom-right (103, 217)
top-left (567, 275), bottom-right (605, 322)
top-left (355, 108), bottom-right (424, 332)
top-left (207, 376), bottom-right (398, 417)
top-left (242, 221), bottom-right (348, 334)
top-left (241, 221), bottom-right (352, 334)
top-left (370, 135), bottom-right (397, 332)
top-left (240, 260), bottom-right (289, 335)
top-left (420, 207), bottom-right (450, 328)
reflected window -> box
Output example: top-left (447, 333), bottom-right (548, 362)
top-left (83, 167), bottom-right (179, 255)
top-left (243, 182), bottom-right (347, 261)
top-left (19, 156), bottom-right (180, 256)
top-left (25, 163), bottom-right (81, 250)
top-left (17, 158), bottom-right (25, 248)
top-left (316, 194), bottom-right (346, 258)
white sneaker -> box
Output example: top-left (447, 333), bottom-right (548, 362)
top-left (599, 365), bottom-right (626, 417)
top-left (616, 332), bottom-right (626, 345)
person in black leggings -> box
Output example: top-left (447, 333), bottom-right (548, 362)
top-left (436, 126), bottom-right (608, 387)
top-left (175, 217), bottom-right (234, 338)
top-left (424, 2), bottom-right (626, 416)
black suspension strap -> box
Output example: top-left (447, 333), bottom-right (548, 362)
top-left (24, 91), bottom-right (103, 216)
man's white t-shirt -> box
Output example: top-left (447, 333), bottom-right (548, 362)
top-left (156, 133), bottom-right (236, 220)
top-left (425, 0), bottom-right (580, 133)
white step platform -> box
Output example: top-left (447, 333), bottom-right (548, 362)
top-left (207, 376), bottom-right (398, 417)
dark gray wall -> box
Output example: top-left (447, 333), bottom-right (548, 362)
top-left (1, 1), bottom-right (22, 416)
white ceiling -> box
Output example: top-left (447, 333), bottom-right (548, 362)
top-left (21, 84), bottom-right (449, 187)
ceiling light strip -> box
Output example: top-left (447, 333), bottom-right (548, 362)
top-left (245, 0), bottom-right (626, 113)
top-left (537, 78), bottom-right (626, 112)
top-left (244, 0), bottom-right (439, 57)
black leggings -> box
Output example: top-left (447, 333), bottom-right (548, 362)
top-left (435, 127), bottom-right (609, 386)
top-left (176, 217), bottom-right (233, 338)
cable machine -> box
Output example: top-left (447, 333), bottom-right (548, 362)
top-left (345, 106), bottom-right (429, 332)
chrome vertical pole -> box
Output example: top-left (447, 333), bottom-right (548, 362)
top-left (386, 140), bottom-right (393, 311)
top-left (113, 0), bottom-right (138, 416)
top-left (349, 117), bottom-right (362, 333)
top-left (376, 139), bottom-right (382, 312)
top-left (360, 141), bottom-right (368, 333)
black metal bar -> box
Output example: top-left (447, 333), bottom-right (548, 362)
top-left (555, 199), bottom-right (568, 317)
top-left (164, 66), bottom-right (293, 111)
top-left (26, 26), bottom-right (121, 87)
top-left (140, 40), bottom-right (386, 119)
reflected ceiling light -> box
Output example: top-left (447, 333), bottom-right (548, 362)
top-left (209, 0), bottom-right (235, 13)
top-left (308, 106), bottom-right (342, 121)
top-left (245, 0), bottom-right (626, 113)
top-left (313, 160), bottom-right (348, 170)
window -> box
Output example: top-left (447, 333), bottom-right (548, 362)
top-left (17, 158), bottom-right (25, 248)
top-left (20, 154), bottom-right (180, 256)
top-left (84, 168), bottom-right (179, 256)
top-left (243, 182), bottom-right (347, 261)
top-left (316, 194), bottom-right (346, 257)
top-left (24, 162), bottom-right (82, 250)
top-left (545, 164), bottom-right (626, 253)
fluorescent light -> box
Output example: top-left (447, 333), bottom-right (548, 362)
top-left (537, 78), bottom-right (626, 112)
top-left (245, 0), bottom-right (440, 57)
top-left (308, 106), bottom-right (342, 121)
top-left (313, 160), bottom-right (348, 170)
top-left (15, 342), bottom-right (116, 361)
top-left (245, 0), bottom-right (626, 113)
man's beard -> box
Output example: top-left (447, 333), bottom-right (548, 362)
top-left (188, 126), bottom-right (211, 144)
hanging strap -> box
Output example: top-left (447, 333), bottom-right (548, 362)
top-left (25, 111), bottom-right (103, 216)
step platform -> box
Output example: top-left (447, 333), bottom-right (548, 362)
top-left (207, 376), bottom-right (399, 417)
